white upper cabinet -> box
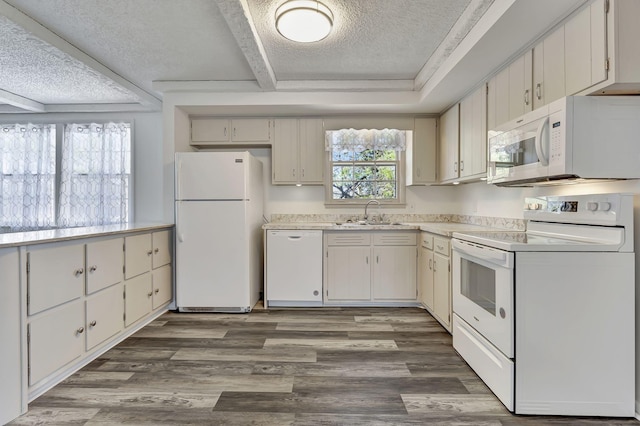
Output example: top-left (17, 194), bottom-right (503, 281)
top-left (533, 26), bottom-right (565, 110)
top-left (272, 118), bottom-right (324, 185)
top-left (508, 50), bottom-right (533, 119)
top-left (406, 117), bottom-right (437, 185)
top-left (191, 118), bottom-right (272, 146)
top-left (459, 85), bottom-right (487, 180)
top-left (438, 104), bottom-right (460, 183)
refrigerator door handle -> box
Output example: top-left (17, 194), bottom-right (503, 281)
top-left (176, 205), bottom-right (184, 242)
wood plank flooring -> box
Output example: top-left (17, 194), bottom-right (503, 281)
top-left (10, 306), bottom-right (640, 425)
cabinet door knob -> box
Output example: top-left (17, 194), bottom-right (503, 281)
top-left (74, 268), bottom-right (84, 276)
top-left (89, 265), bottom-right (97, 273)
top-left (154, 288), bottom-right (160, 294)
top-left (76, 327), bottom-right (85, 334)
top-left (147, 292), bottom-right (153, 297)
top-left (154, 248), bottom-right (159, 254)
top-left (89, 320), bottom-right (97, 327)
top-left (147, 250), bottom-right (153, 256)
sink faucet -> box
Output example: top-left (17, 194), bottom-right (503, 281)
top-left (364, 199), bottom-right (380, 221)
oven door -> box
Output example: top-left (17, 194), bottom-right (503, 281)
top-left (452, 239), bottom-right (514, 358)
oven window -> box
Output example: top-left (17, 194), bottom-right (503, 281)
top-left (461, 258), bottom-right (496, 316)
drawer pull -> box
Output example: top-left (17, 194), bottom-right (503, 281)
top-left (89, 320), bottom-right (97, 327)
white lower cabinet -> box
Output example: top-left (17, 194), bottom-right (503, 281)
top-left (419, 232), bottom-right (452, 332)
top-left (20, 227), bottom-right (173, 417)
top-left (124, 272), bottom-right (153, 327)
top-left (152, 264), bottom-right (173, 309)
top-left (28, 300), bottom-right (85, 386)
top-left (326, 245), bottom-right (371, 302)
top-left (324, 231), bottom-right (417, 305)
top-left (85, 283), bottom-right (125, 350)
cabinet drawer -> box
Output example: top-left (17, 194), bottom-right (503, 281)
top-left (420, 232), bottom-right (434, 249)
top-left (373, 232), bottom-right (417, 246)
top-left (326, 232), bottom-right (371, 246)
top-left (433, 237), bottom-right (450, 256)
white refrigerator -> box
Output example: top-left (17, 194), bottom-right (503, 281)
top-left (175, 151), bottom-right (263, 312)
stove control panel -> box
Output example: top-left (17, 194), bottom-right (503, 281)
top-left (523, 193), bottom-right (633, 226)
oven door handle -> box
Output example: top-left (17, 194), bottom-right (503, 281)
top-left (452, 239), bottom-right (512, 267)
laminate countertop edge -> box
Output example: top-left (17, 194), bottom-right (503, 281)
top-left (262, 222), bottom-right (508, 237)
top-left (0, 223), bottom-right (174, 248)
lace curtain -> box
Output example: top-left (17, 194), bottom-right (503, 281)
top-left (325, 128), bottom-right (407, 152)
top-left (0, 124), bottom-right (56, 231)
top-left (58, 123), bottom-right (131, 227)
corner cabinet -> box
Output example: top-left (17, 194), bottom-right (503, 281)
top-left (22, 227), bottom-right (173, 409)
top-left (272, 118), bottom-right (324, 185)
top-left (406, 117), bottom-right (437, 185)
top-left (418, 232), bottom-right (452, 332)
top-left (190, 118), bottom-right (272, 146)
top-left (324, 231), bottom-right (418, 305)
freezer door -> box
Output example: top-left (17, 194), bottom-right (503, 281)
top-left (175, 152), bottom-right (247, 200)
top-left (175, 201), bottom-right (249, 309)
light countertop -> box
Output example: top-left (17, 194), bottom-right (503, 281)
top-left (0, 222), bottom-right (173, 248)
top-left (263, 221), bottom-right (505, 237)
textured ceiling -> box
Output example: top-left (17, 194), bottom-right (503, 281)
top-left (0, 0), bottom-right (589, 114)
top-left (0, 15), bottom-right (139, 104)
top-left (248, 0), bottom-right (472, 81)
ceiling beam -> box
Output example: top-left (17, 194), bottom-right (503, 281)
top-left (0, 2), bottom-right (161, 110)
top-left (276, 80), bottom-right (415, 92)
top-left (414, 0), bottom-right (495, 91)
top-left (214, 0), bottom-right (277, 91)
top-left (0, 89), bottom-right (45, 112)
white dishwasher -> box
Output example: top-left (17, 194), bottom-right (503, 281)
top-left (266, 230), bottom-right (323, 307)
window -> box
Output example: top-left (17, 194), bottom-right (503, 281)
top-left (325, 128), bottom-right (406, 205)
top-left (0, 122), bottom-right (132, 232)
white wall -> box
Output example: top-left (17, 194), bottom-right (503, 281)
top-left (0, 111), bottom-right (164, 223)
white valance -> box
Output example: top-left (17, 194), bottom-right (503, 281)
top-left (325, 128), bottom-right (406, 152)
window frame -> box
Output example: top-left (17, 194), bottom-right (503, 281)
top-left (324, 132), bottom-right (407, 207)
top-left (0, 120), bottom-right (134, 231)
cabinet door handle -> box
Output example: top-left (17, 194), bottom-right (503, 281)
top-left (74, 268), bottom-right (84, 276)
top-left (433, 260), bottom-right (437, 272)
top-left (147, 292), bottom-right (153, 297)
top-left (292, 168), bottom-right (296, 177)
top-left (89, 320), bottom-right (97, 327)
top-left (224, 127), bottom-right (227, 137)
top-left (524, 89), bottom-right (530, 105)
top-left (233, 127), bottom-right (237, 138)
top-left (76, 326), bottom-right (85, 334)
top-left (301, 168), bottom-right (305, 178)
top-left (147, 250), bottom-right (153, 256)
top-left (366, 256), bottom-right (369, 264)
top-left (154, 288), bottom-right (160, 294)
top-left (535, 83), bottom-right (542, 100)
top-left (376, 255), bottom-right (379, 264)
top-left (454, 162), bottom-right (458, 173)
top-left (429, 258), bottom-right (432, 270)
top-left (154, 248), bottom-right (159, 254)
top-left (460, 160), bottom-right (464, 172)
top-left (89, 265), bottom-right (97, 273)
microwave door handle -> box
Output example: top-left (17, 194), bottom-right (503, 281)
top-left (535, 117), bottom-right (549, 166)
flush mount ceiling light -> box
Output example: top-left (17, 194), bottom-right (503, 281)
top-left (275, 0), bottom-right (333, 43)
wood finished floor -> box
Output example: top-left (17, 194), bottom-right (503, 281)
top-left (10, 306), bottom-right (640, 425)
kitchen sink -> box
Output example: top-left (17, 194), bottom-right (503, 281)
top-left (334, 221), bottom-right (403, 227)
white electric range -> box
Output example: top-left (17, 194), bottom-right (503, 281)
top-left (450, 193), bottom-right (635, 417)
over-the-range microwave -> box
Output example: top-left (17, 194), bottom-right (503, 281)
top-left (487, 96), bottom-right (640, 186)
